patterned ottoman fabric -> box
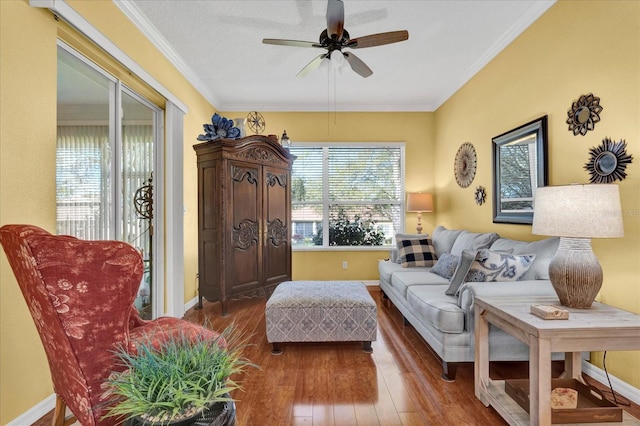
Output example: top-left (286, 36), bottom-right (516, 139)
top-left (265, 281), bottom-right (377, 353)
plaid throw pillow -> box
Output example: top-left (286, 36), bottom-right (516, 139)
top-left (399, 238), bottom-right (437, 268)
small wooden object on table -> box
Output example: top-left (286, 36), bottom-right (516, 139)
top-left (530, 304), bottom-right (569, 320)
top-left (474, 296), bottom-right (640, 425)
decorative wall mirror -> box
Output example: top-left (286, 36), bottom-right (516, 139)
top-left (492, 116), bottom-right (548, 224)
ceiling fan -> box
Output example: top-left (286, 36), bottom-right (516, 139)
top-left (262, 0), bottom-right (409, 78)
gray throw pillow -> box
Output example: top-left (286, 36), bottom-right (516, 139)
top-left (431, 226), bottom-right (464, 258)
top-left (398, 237), bottom-right (437, 268)
top-left (449, 230), bottom-right (500, 257)
top-left (430, 253), bottom-right (460, 280)
top-left (445, 249), bottom-right (477, 296)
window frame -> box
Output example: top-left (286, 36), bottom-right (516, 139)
top-left (56, 41), bottom-right (164, 319)
top-left (289, 142), bottom-right (406, 251)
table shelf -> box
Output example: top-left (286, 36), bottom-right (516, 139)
top-left (481, 380), bottom-right (639, 426)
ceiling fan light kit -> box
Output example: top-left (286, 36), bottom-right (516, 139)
top-left (263, 0), bottom-right (408, 78)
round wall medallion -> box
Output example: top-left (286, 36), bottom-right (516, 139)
top-left (584, 137), bottom-right (633, 183)
top-left (454, 142), bottom-right (477, 188)
top-left (566, 93), bottom-right (603, 136)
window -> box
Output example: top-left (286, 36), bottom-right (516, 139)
top-left (290, 143), bottom-right (404, 248)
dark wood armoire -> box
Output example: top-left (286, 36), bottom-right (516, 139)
top-left (194, 135), bottom-right (294, 316)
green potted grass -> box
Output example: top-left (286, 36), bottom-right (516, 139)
top-left (101, 324), bottom-right (256, 426)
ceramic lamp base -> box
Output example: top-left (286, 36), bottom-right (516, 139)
top-left (549, 237), bottom-right (603, 309)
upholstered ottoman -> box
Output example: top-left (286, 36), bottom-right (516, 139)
top-left (265, 281), bottom-right (377, 354)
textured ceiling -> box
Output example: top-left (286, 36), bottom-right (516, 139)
top-left (116, 0), bottom-right (555, 112)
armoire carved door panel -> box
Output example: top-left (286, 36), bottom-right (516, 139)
top-left (229, 162), bottom-right (261, 295)
top-left (263, 166), bottom-right (290, 288)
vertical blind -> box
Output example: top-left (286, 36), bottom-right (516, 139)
top-left (56, 124), bottom-right (153, 247)
top-left (290, 144), bottom-right (404, 247)
top-left (56, 125), bottom-right (111, 240)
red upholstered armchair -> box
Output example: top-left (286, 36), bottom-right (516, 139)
top-left (0, 225), bottom-right (219, 426)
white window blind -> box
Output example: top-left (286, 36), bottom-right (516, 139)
top-left (290, 143), bottom-right (404, 248)
top-left (56, 125), bottom-right (111, 240)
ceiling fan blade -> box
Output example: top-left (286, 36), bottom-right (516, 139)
top-left (346, 30), bottom-right (409, 49)
top-left (262, 38), bottom-right (319, 48)
top-left (342, 52), bottom-right (373, 78)
top-left (297, 54), bottom-right (328, 77)
top-left (326, 0), bottom-right (344, 41)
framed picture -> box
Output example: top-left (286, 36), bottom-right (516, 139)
top-left (492, 116), bottom-right (548, 224)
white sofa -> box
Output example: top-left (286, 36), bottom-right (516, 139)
top-left (378, 225), bottom-right (561, 381)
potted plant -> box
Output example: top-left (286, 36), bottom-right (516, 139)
top-left (101, 324), bottom-right (256, 426)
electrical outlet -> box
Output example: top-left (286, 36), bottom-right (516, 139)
top-left (342, 261), bottom-right (348, 269)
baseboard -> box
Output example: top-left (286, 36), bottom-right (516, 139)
top-left (185, 296), bottom-right (199, 312)
top-left (6, 393), bottom-right (56, 426)
top-left (582, 359), bottom-right (640, 405)
top-left (183, 281), bottom-right (380, 313)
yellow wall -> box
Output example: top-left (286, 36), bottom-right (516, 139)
top-left (0, 1), bottom-right (58, 422)
top-left (434, 0), bottom-right (640, 388)
top-left (0, 0), bottom-right (218, 422)
top-left (1, 0), bottom-right (638, 422)
top-left (212, 112), bottom-right (436, 285)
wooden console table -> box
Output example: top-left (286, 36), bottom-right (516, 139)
top-left (474, 296), bottom-right (640, 425)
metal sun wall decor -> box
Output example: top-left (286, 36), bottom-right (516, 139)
top-left (584, 137), bottom-right (633, 183)
top-left (566, 93), bottom-right (603, 136)
top-left (197, 113), bottom-right (241, 141)
top-left (454, 142), bottom-right (477, 188)
top-left (475, 186), bottom-right (486, 205)
top-left (247, 111), bottom-right (266, 134)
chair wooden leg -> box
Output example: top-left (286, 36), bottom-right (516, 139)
top-left (52, 395), bottom-right (76, 426)
top-left (52, 395), bottom-right (66, 426)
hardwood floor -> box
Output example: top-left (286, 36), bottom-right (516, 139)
top-left (189, 288), bottom-right (509, 425)
top-left (33, 287), bottom-right (639, 425)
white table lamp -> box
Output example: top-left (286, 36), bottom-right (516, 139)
top-left (406, 192), bottom-right (433, 234)
top-left (532, 184), bottom-right (623, 308)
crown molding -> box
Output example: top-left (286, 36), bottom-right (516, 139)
top-left (114, 0), bottom-right (222, 109)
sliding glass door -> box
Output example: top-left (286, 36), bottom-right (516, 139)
top-left (56, 42), bottom-right (161, 319)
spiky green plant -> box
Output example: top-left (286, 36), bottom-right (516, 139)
top-left (102, 324), bottom-right (256, 425)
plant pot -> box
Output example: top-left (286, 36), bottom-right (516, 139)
top-left (125, 396), bottom-right (236, 426)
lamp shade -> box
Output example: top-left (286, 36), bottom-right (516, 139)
top-left (532, 184), bottom-right (623, 239)
top-left (406, 192), bottom-right (434, 212)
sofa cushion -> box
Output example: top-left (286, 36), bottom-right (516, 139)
top-left (430, 253), bottom-right (459, 280)
top-left (490, 237), bottom-right (560, 280)
top-left (449, 230), bottom-right (500, 257)
top-left (391, 271), bottom-right (449, 298)
top-left (399, 237), bottom-right (437, 268)
top-left (406, 285), bottom-right (464, 333)
top-left (464, 249), bottom-right (536, 283)
top-left (445, 249), bottom-right (477, 296)
top-left (431, 226), bottom-right (464, 257)
top-left (378, 260), bottom-right (431, 287)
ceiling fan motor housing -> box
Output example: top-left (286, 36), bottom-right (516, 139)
top-left (319, 29), bottom-right (351, 53)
